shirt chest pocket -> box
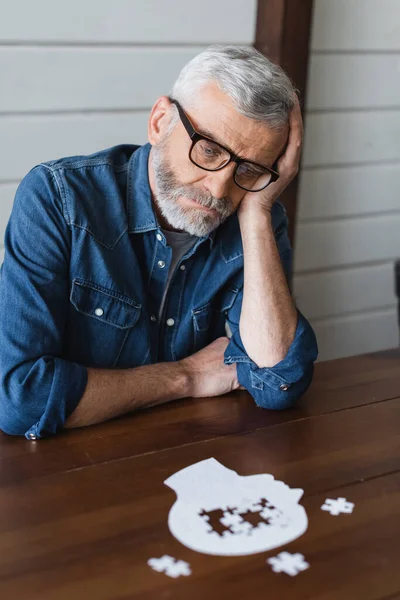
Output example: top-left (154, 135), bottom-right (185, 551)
top-left (67, 279), bottom-right (141, 367)
top-left (191, 286), bottom-right (240, 352)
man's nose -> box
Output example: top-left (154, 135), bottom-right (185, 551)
top-left (202, 164), bottom-right (236, 200)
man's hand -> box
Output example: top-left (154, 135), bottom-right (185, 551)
top-left (238, 94), bottom-right (304, 217)
top-left (179, 337), bottom-right (245, 398)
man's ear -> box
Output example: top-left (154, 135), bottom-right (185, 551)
top-left (148, 96), bottom-right (173, 145)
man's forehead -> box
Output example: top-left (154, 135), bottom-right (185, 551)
top-left (189, 86), bottom-right (288, 163)
top-left (200, 116), bottom-right (283, 161)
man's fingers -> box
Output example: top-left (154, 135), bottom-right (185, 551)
top-left (287, 98), bottom-right (303, 151)
top-left (292, 94), bottom-right (304, 135)
top-left (277, 94), bottom-right (303, 177)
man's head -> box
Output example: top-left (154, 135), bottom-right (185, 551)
top-left (148, 45), bottom-right (296, 236)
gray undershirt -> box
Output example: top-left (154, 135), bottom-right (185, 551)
top-left (158, 228), bottom-right (197, 322)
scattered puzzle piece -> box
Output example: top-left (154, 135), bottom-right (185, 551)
top-left (321, 497), bottom-right (354, 516)
top-left (267, 551), bottom-right (310, 576)
top-left (147, 555), bottom-right (191, 578)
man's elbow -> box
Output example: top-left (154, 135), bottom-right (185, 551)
top-left (0, 409), bottom-right (32, 437)
top-left (0, 386), bottom-right (36, 436)
top-left (247, 365), bottom-right (314, 411)
top-left (253, 388), bottom-right (301, 411)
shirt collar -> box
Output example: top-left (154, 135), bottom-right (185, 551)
top-left (127, 142), bottom-right (158, 233)
top-left (127, 142), bottom-right (215, 249)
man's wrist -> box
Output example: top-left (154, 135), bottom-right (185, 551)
top-left (170, 360), bottom-right (193, 399)
top-left (238, 204), bottom-right (274, 237)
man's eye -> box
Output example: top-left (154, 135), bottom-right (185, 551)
top-left (239, 165), bottom-right (263, 178)
top-left (202, 144), bottom-right (220, 157)
top-left (203, 147), bottom-right (217, 156)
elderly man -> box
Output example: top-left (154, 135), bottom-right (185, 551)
top-left (0, 45), bottom-right (317, 440)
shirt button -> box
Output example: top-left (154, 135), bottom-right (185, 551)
top-left (28, 433), bottom-right (37, 440)
top-left (166, 318), bottom-right (175, 327)
top-left (150, 315), bottom-right (157, 322)
top-left (180, 264), bottom-right (186, 271)
top-left (279, 383), bottom-right (290, 392)
top-left (94, 308), bottom-right (104, 317)
top-left (158, 260), bottom-right (166, 268)
top-left (156, 233), bottom-right (162, 241)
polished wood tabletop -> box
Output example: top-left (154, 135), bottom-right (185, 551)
top-left (0, 348), bottom-right (399, 600)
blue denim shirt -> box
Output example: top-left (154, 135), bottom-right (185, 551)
top-left (0, 143), bottom-right (318, 440)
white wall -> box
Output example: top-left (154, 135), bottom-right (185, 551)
top-left (0, 0), bottom-right (257, 265)
top-left (1, 0), bottom-right (399, 362)
top-left (294, 0), bottom-right (400, 360)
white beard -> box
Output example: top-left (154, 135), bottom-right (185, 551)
top-left (151, 142), bottom-right (234, 237)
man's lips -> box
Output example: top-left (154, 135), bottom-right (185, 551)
top-left (179, 196), bottom-right (219, 214)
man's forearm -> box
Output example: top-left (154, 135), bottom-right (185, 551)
top-left (64, 361), bottom-right (190, 429)
top-left (238, 208), bottom-right (298, 368)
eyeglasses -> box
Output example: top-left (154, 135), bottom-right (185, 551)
top-left (169, 98), bottom-right (279, 192)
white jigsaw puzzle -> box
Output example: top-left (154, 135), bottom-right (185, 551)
top-left (220, 512), bottom-right (253, 536)
top-left (147, 555), bottom-right (191, 578)
top-left (164, 458), bottom-right (308, 556)
top-left (267, 551), bottom-right (310, 576)
top-left (261, 508), bottom-right (289, 527)
top-left (321, 497), bottom-right (354, 516)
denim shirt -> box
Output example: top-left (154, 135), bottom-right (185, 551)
top-left (0, 143), bottom-right (318, 440)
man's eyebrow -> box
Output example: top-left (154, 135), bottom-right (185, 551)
top-left (197, 127), bottom-right (271, 169)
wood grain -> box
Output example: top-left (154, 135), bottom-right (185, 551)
top-left (0, 349), bottom-right (398, 598)
top-left (0, 349), bottom-right (399, 482)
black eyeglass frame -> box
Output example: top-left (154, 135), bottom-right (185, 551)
top-left (169, 97), bottom-right (280, 192)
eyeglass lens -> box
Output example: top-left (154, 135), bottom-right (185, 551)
top-left (190, 138), bottom-right (272, 192)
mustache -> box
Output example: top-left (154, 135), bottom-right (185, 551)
top-left (173, 186), bottom-right (233, 215)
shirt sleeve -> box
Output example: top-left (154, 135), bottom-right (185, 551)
top-left (223, 201), bottom-right (318, 409)
top-left (0, 165), bottom-right (88, 439)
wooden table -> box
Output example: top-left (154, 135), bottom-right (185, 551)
top-left (0, 349), bottom-right (399, 600)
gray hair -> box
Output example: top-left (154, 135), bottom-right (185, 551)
top-left (168, 45), bottom-right (296, 132)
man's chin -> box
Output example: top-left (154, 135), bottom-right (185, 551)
top-left (180, 214), bottom-right (218, 237)
top-left (158, 195), bottom-right (222, 236)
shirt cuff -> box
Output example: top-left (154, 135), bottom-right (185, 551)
top-left (224, 310), bottom-right (318, 409)
top-left (24, 358), bottom-right (88, 440)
